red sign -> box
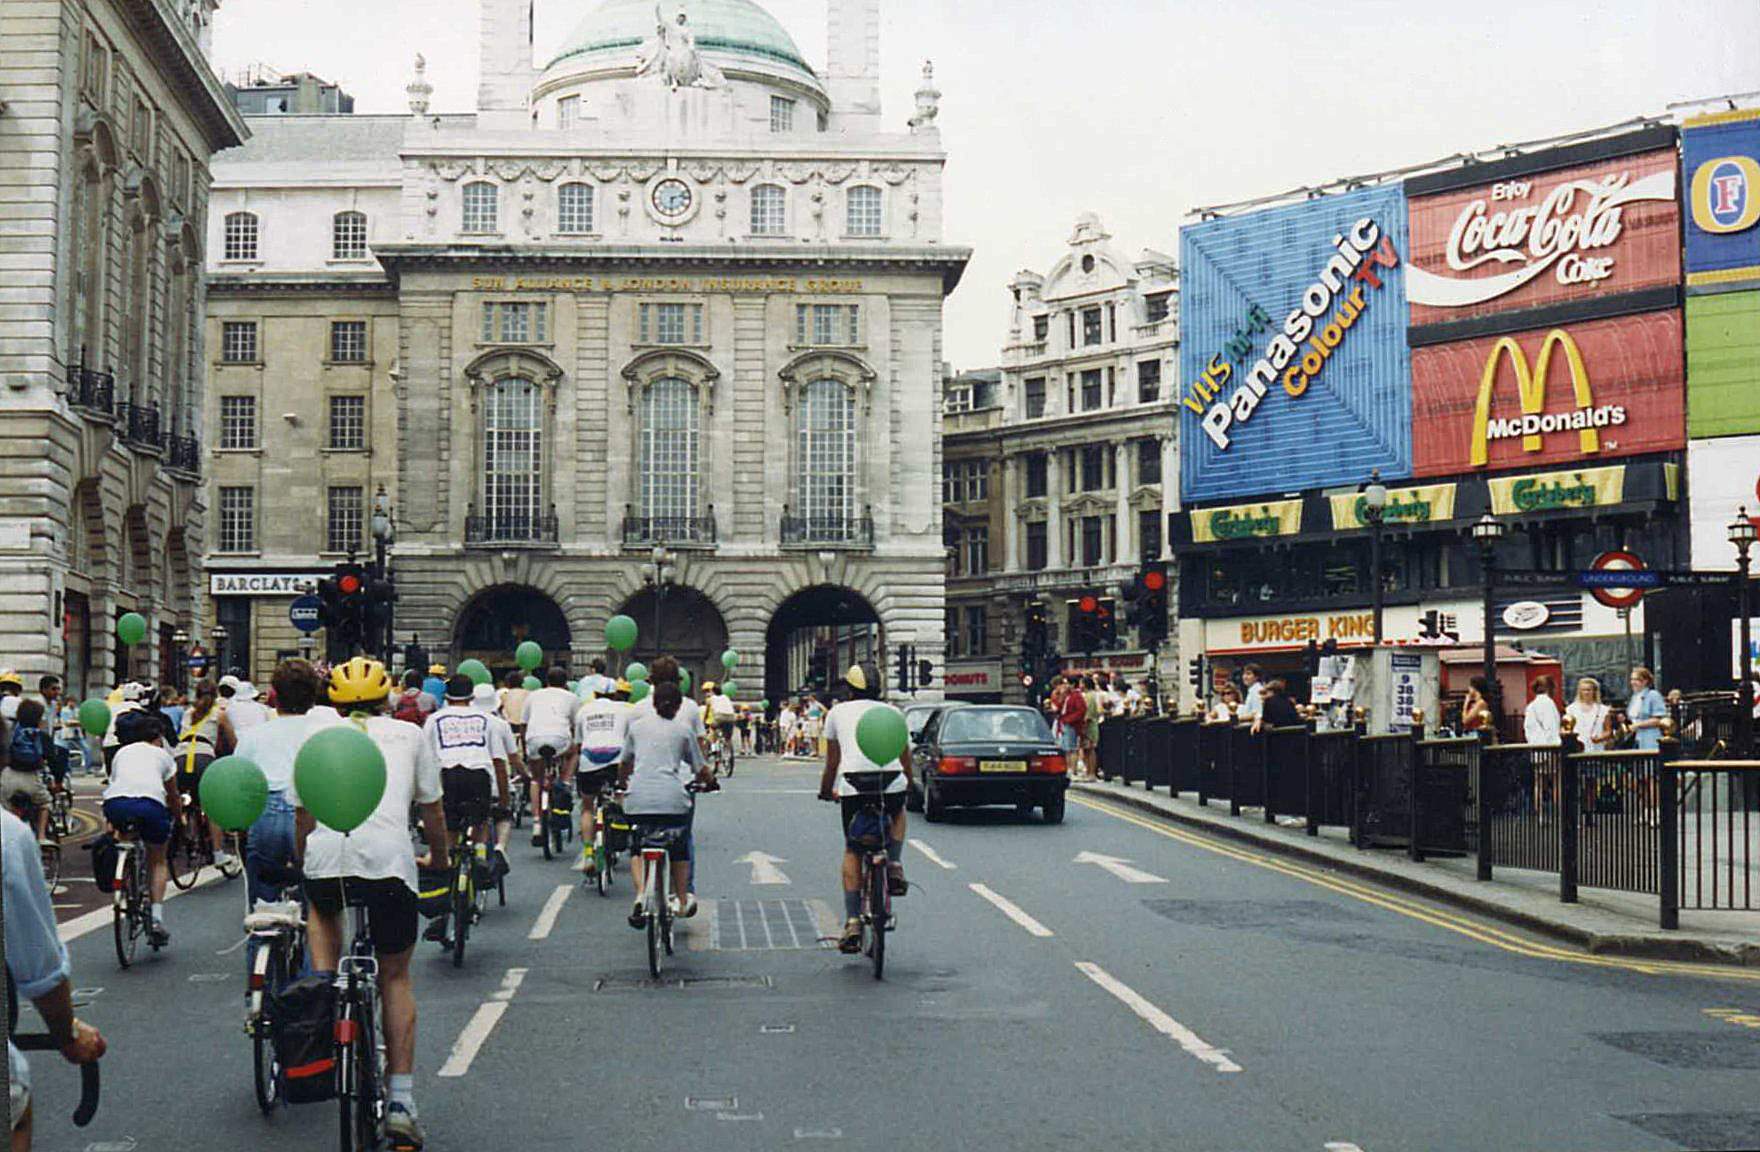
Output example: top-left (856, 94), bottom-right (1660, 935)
top-left (1407, 149), bottom-right (1679, 327)
top-left (1410, 310), bottom-right (1686, 477)
top-left (1589, 550), bottom-right (1646, 610)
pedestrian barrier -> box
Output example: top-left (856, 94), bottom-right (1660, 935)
top-left (1662, 760), bottom-right (1760, 928)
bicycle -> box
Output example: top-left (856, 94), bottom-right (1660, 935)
top-left (334, 896), bottom-right (386, 1152)
top-left (45, 768), bottom-right (74, 840)
top-left (530, 749), bottom-right (558, 860)
top-left (633, 780), bottom-right (715, 978)
top-left (713, 729), bottom-right (736, 778)
top-left (589, 783), bottom-right (626, 897)
top-left (508, 771), bottom-right (531, 830)
top-left (243, 865), bottom-right (306, 1116)
top-left (545, 776), bottom-right (574, 859)
top-left (168, 799), bottom-right (242, 890)
top-left (440, 804), bottom-right (501, 968)
top-left (6, 790), bottom-right (61, 892)
top-left (109, 821), bottom-right (161, 969)
top-left (831, 784), bottom-right (896, 980)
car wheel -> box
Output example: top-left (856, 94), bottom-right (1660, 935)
top-left (1041, 793), bottom-right (1066, 825)
top-left (922, 779), bottom-right (945, 823)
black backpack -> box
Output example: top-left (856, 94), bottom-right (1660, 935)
top-left (269, 976), bottom-right (338, 1105)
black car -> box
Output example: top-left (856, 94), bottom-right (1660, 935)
top-left (914, 705), bottom-right (1068, 824)
top-left (902, 702), bottom-right (961, 812)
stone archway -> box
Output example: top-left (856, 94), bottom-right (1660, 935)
top-left (453, 584), bottom-right (573, 681)
top-left (764, 584), bottom-right (883, 704)
top-left (609, 585), bottom-right (730, 694)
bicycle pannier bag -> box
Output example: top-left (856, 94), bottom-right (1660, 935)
top-left (416, 865), bottom-right (452, 919)
top-left (270, 976), bottom-right (339, 1104)
top-left (87, 833), bottom-right (119, 893)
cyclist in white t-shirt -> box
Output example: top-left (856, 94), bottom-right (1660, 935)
top-left (522, 668), bottom-right (581, 847)
top-left (571, 680), bottom-right (633, 873)
top-left (423, 676), bottom-right (514, 888)
top-left (816, 661), bottom-right (913, 954)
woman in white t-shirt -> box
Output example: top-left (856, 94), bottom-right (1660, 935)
top-left (101, 710), bottom-right (182, 946)
top-left (1564, 677), bottom-right (1614, 753)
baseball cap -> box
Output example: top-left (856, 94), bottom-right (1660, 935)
top-left (445, 674), bottom-right (475, 701)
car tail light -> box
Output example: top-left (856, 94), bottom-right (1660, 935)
top-left (938, 756), bottom-right (978, 776)
top-left (1031, 754), bottom-right (1067, 775)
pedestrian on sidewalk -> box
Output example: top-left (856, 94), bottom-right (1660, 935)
top-left (1565, 678), bottom-right (1614, 753)
top-left (1523, 676), bottom-right (1561, 746)
top-left (1238, 664), bottom-right (1265, 723)
top-left (1625, 667), bottom-right (1667, 752)
top-left (1252, 679), bottom-right (1302, 733)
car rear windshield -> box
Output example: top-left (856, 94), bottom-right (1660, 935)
top-left (906, 709), bottom-right (933, 737)
top-left (941, 708), bottom-right (1052, 744)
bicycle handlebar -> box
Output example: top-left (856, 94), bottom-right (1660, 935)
top-left (11, 1034), bottom-right (101, 1127)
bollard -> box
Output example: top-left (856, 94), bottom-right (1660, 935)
top-left (1560, 754), bottom-right (1579, 904)
top-left (1305, 725), bottom-right (1320, 837)
top-left (1475, 735), bottom-right (1493, 881)
top-left (1659, 759), bottom-right (1678, 930)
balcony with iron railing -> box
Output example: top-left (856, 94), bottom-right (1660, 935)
top-left (115, 401), bottom-right (162, 452)
top-left (780, 505), bottom-right (875, 549)
top-left (64, 363), bottom-right (115, 418)
top-left (163, 433), bottom-right (201, 478)
top-left (464, 506), bottom-right (559, 549)
top-left (622, 506), bottom-right (718, 548)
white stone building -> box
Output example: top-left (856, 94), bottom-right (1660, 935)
top-left (0, 0), bottom-right (245, 697)
top-left (203, 0), bottom-right (968, 699)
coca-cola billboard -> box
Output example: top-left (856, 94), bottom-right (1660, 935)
top-left (1407, 138), bottom-right (1680, 329)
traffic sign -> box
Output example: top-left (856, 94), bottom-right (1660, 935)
top-left (289, 594), bottom-right (323, 634)
top-left (1586, 550), bottom-right (1646, 610)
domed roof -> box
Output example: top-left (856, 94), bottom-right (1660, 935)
top-left (548, 0), bottom-right (817, 83)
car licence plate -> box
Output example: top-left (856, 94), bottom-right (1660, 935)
top-left (979, 760), bottom-right (1027, 774)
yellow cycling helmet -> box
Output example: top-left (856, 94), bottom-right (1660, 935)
top-left (329, 656), bottom-right (393, 705)
top-left (427, 663), bottom-right (447, 676)
top-left (0, 669), bottom-right (21, 688)
top-left (703, 681), bottom-right (717, 693)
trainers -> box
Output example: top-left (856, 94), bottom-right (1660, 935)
top-left (887, 862), bottom-right (908, 897)
top-left (671, 893), bottom-right (698, 918)
top-left (492, 849), bottom-right (510, 882)
top-left (837, 917), bottom-right (863, 954)
top-left (628, 900), bottom-right (646, 929)
top-left (422, 919), bottom-right (449, 945)
top-left (148, 921), bottom-right (171, 948)
top-left (381, 1102), bottom-right (426, 1151)
top-left (571, 849), bottom-right (590, 873)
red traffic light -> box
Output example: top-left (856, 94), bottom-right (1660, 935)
top-left (1142, 569), bottom-right (1167, 592)
top-left (338, 574), bottom-right (363, 596)
top-left (1078, 595), bottom-right (1099, 613)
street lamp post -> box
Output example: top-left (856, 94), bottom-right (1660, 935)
top-left (1361, 469), bottom-right (1389, 644)
top-left (1731, 507), bottom-right (1756, 758)
top-left (211, 623), bottom-right (230, 679)
top-left (371, 485), bottom-right (395, 663)
top-left (647, 545), bottom-right (673, 656)
top-left (171, 628), bottom-right (189, 693)
top-left (1472, 514), bottom-right (1507, 742)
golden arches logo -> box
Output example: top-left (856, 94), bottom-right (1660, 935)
top-left (1470, 329), bottom-right (1599, 468)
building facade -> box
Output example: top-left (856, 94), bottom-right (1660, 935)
top-left (203, 0), bottom-right (968, 700)
top-left (942, 215), bottom-right (1180, 703)
top-left (0, 0), bottom-right (245, 697)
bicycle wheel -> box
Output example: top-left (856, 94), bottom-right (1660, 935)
top-left (645, 870), bottom-right (664, 979)
top-left (39, 843), bottom-right (61, 892)
top-left (868, 857), bottom-right (887, 980)
top-left (112, 864), bottom-right (138, 970)
top-left (167, 824), bottom-right (199, 890)
top-left (354, 998), bottom-right (381, 1151)
top-left (451, 852), bottom-right (472, 968)
top-left (593, 833), bottom-right (608, 897)
top-left (252, 945), bottom-right (286, 1114)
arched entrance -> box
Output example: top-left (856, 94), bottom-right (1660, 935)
top-left (765, 585), bottom-right (882, 704)
top-left (610, 586), bottom-right (729, 694)
top-left (454, 585), bottom-right (572, 680)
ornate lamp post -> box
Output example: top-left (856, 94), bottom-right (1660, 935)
top-left (1731, 507), bottom-right (1756, 757)
top-left (646, 545), bottom-right (673, 655)
top-left (1472, 514), bottom-right (1506, 741)
top-left (171, 627), bottom-right (189, 693)
top-left (1361, 469), bottom-right (1389, 644)
top-left (372, 485), bottom-right (395, 662)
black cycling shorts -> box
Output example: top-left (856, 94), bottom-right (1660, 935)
top-left (304, 876), bottom-right (419, 955)
top-left (575, 766), bottom-right (619, 798)
top-left (440, 766), bottom-right (494, 831)
top-left (626, 812), bottom-right (691, 862)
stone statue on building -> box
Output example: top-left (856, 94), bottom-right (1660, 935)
top-left (637, 3), bottom-right (725, 90)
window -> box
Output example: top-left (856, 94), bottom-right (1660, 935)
top-left (964, 605), bottom-right (988, 656)
top-left (326, 486), bottom-right (363, 554)
top-left (798, 380), bottom-right (856, 529)
top-left (332, 211), bottom-right (367, 260)
top-left (1137, 439), bottom-right (1162, 485)
top-left (1138, 359), bottom-right (1161, 404)
top-left (637, 302), bottom-right (704, 345)
top-left (963, 526), bottom-right (989, 575)
top-left (223, 212), bottom-right (258, 262)
top-left (1081, 369), bottom-right (1103, 411)
top-left (462, 181), bottom-right (498, 234)
top-left (1033, 315), bottom-right (1048, 342)
top-left (330, 320), bottom-right (367, 363)
top-left (945, 606), bottom-right (960, 650)
top-left (1138, 509), bottom-right (1163, 564)
top-left (131, 98), bottom-right (151, 155)
top-left (795, 304), bottom-right (861, 346)
top-left (1024, 377), bottom-right (1046, 419)
top-left (640, 378), bottom-right (699, 522)
top-left (221, 321), bottom-right (258, 364)
top-left (1066, 312), bottom-right (1076, 348)
top-left (218, 487), bottom-right (255, 553)
top-left (769, 95), bottom-right (794, 132)
top-left (557, 95), bottom-right (579, 129)
top-left (1026, 521), bottom-right (1048, 571)
top-left (943, 461), bottom-right (987, 503)
top-left (1025, 453), bottom-right (1048, 499)
top-left (846, 186), bottom-right (883, 237)
top-left (1080, 445), bottom-right (1106, 491)
top-left (219, 396), bottom-right (256, 450)
top-left (481, 301), bottom-right (548, 344)
top-left (750, 185), bottom-right (786, 235)
top-left (1082, 515), bottom-right (1106, 567)
top-left (328, 395), bottom-right (366, 450)
top-left (1082, 307), bottom-right (1103, 346)
top-left (557, 183), bottom-right (594, 234)
top-left (483, 378), bottom-right (545, 535)
top-left (1145, 292), bottom-right (1171, 323)
top-left (81, 33), bottom-right (108, 101)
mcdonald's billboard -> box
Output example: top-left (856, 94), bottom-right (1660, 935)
top-left (1409, 311), bottom-right (1685, 477)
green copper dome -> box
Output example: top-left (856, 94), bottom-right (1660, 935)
top-left (548, 0), bottom-right (818, 82)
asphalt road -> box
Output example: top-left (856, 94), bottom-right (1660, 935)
top-left (21, 754), bottom-right (1760, 1152)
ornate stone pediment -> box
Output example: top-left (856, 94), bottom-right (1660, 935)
top-left (778, 350), bottom-right (877, 415)
top-left (619, 348), bottom-right (721, 416)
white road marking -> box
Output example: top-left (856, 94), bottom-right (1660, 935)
top-left (1074, 962), bottom-right (1241, 1073)
top-left (1073, 850), bottom-right (1167, 884)
top-left (908, 839), bottom-right (956, 870)
top-left (778, 900), bottom-right (802, 949)
top-left (968, 883), bottom-right (1054, 937)
top-left (438, 967), bottom-right (528, 1078)
top-left (736, 851), bottom-right (792, 885)
top-left (528, 883), bottom-right (573, 940)
top-left (1324, 1143), bottom-right (1366, 1151)
top-left (58, 863), bottom-right (222, 943)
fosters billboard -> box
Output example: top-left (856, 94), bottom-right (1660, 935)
top-left (1683, 108), bottom-right (1760, 289)
top-left (1179, 186), bottom-right (1413, 504)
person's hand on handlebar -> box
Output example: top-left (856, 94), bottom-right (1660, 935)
top-left (58, 1019), bottom-right (105, 1066)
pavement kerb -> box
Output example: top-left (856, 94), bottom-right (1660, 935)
top-left (1071, 781), bottom-right (1760, 970)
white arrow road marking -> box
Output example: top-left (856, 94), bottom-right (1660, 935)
top-left (528, 883), bottom-right (573, 940)
top-left (1074, 962), bottom-right (1241, 1073)
top-left (908, 838), bottom-right (956, 870)
top-left (736, 851), bottom-right (792, 885)
top-left (968, 884), bottom-right (1054, 937)
top-left (438, 967), bottom-right (528, 1078)
top-left (1073, 850), bottom-right (1167, 884)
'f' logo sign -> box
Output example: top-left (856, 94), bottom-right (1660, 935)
top-left (1692, 155), bottom-right (1760, 235)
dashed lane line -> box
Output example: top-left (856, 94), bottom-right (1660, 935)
top-left (437, 967), bottom-right (528, 1078)
top-left (528, 884), bottom-right (573, 940)
top-left (908, 839), bottom-right (957, 870)
top-left (968, 883), bottom-right (1054, 938)
top-left (1074, 961), bottom-right (1241, 1073)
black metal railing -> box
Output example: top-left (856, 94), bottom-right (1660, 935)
top-left (780, 507), bottom-right (875, 548)
top-left (464, 511), bottom-right (558, 547)
top-left (65, 365), bottom-right (114, 416)
top-left (1482, 743), bottom-right (1565, 878)
top-left (622, 513), bottom-right (717, 547)
top-left (163, 433), bottom-right (201, 476)
top-left (115, 401), bottom-right (161, 450)
top-left (1665, 760), bottom-right (1760, 927)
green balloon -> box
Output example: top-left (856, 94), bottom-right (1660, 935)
top-left (855, 706), bottom-right (909, 766)
top-left (78, 698), bottom-right (111, 737)
top-left (627, 679), bottom-right (651, 704)
top-left (761, 699), bottom-right (771, 709)
top-left (294, 725), bottom-right (387, 834)
top-left (625, 662), bottom-right (649, 683)
top-left (723, 680), bottom-right (740, 696)
top-left (679, 669), bottom-right (692, 695)
top-left (515, 641), bottom-right (544, 671)
top-left (721, 649), bottom-right (739, 669)
top-left (117, 612), bottom-right (147, 647)
top-left (522, 675), bottom-right (541, 691)
top-left (567, 680), bottom-right (580, 694)
top-left (606, 615), bottom-right (638, 653)
top-left (199, 755), bottom-right (269, 832)
top-left (458, 658), bottom-right (492, 686)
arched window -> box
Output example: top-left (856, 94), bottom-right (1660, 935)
top-left (68, 158), bottom-right (108, 368)
top-left (462, 181), bottom-right (498, 234)
top-left (797, 379), bottom-right (855, 534)
top-left (223, 211), bottom-right (257, 261)
top-left (557, 183), bottom-right (593, 235)
top-left (639, 378), bottom-right (699, 525)
top-left (332, 210), bottom-right (367, 260)
top-left (846, 185), bottom-right (883, 237)
top-left (482, 378), bottom-right (544, 539)
top-left (123, 212), bottom-right (151, 401)
top-left (750, 184), bottom-right (786, 236)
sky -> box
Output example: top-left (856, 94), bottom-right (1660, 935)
top-left (210, 0), bottom-right (1760, 369)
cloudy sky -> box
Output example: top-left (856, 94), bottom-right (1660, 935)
top-left (211, 0), bottom-right (1760, 368)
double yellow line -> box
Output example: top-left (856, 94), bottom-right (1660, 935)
top-left (1071, 794), bottom-right (1760, 984)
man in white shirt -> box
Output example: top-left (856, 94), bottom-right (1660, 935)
top-left (220, 675), bottom-right (273, 735)
top-left (424, 676), bottom-right (514, 880)
top-left (816, 661), bottom-right (913, 954)
top-left (521, 667), bottom-right (581, 847)
top-left (577, 658), bottom-right (618, 701)
top-left (101, 709), bottom-right (182, 945)
top-left (233, 660), bottom-right (344, 911)
top-left (1238, 664), bottom-right (1266, 722)
top-left (571, 681), bottom-right (633, 873)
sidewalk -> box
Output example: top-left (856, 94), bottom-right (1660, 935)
top-left (1072, 777), bottom-right (1760, 968)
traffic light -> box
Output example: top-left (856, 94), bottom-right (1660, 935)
top-left (1188, 656), bottom-right (1204, 688)
top-left (1096, 599), bottom-right (1117, 650)
top-left (1073, 594), bottom-right (1101, 654)
top-left (896, 643), bottom-right (914, 694)
top-left (318, 561), bottom-right (368, 654)
top-left (1137, 564), bottom-right (1168, 648)
top-left (917, 657), bottom-right (934, 689)
top-left (364, 572), bottom-right (397, 660)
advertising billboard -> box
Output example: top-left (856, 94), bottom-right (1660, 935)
top-left (1686, 289), bottom-right (1760, 438)
top-left (1683, 108), bottom-right (1760, 289)
top-left (1685, 435), bottom-right (1760, 571)
top-left (1405, 132), bottom-right (1679, 332)
top-left (1410, 310), bottom-right (1686, 476)
top-left (1178, 185), bottom-right (1412, 505)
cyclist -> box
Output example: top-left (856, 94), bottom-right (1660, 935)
top-left (3, 699), bottom-right (54, 840)
top-left (232, 660), bottom-right (338, 913)
top-left (618, 677), bottom-right (709, 926)
top-left (571, 679), bottom-right (632, 873)
top-left (520, 668), bottom-right (580, 849)
top-left (816, 662), bottom-right (913, 955)
top-left (174, 679), bottom-right (239, 871)
top-left (578, 657), bottom-right (617, 701)
top-left (297, 657), bottom-right (447, 1152)
top-left (705, 681), bottom-right (737, 759)
top-left (101, 708), bottom-right (182, 947)
top-left (498, 669), bottom-right (529, 743)
top-left (219, 675), bottom-right (272, 736)
top-left (100, 681), bottom-right (151, 776)
top-left (423, 675), bottom-right (513, 913)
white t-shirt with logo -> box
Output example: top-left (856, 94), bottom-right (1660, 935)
top-left (576, 698), bottom-right (633, 768)
top-left (290, 715), bottom-right (442, 894)
top-left (102, 743), bottom-right (175, 804)
top-left (523, 687), bottom-right (580, 749)
top-left (424, 705), bottom-right (512, 774)
top-left (823, 699), bottom-right (908, 796)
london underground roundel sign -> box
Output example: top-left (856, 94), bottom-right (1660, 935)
top-left (1589, 550), bottom-right (1645, 610)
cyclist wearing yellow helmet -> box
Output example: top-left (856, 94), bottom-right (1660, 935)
top-left (817, 661), bottom-right (913, 954)
top-left (295, 657), bottom-right (447, 1151)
